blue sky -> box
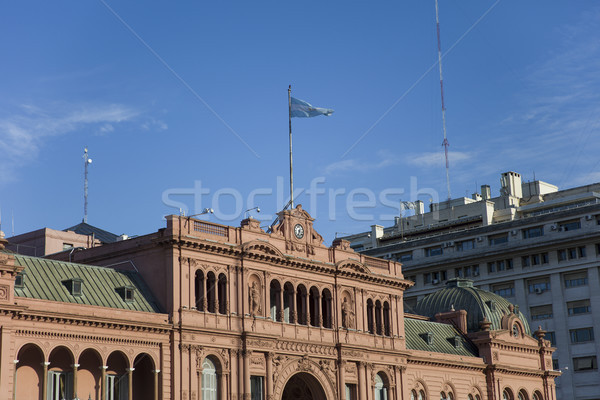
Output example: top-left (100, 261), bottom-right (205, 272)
top-left (1, 1), bottom-right (600, 243)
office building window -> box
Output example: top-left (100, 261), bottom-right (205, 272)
top-left (558, 249), bottom-right (567, 261)
top-left (542, 252), bottom-right (549, 264)
top-left (521, 256), bottom-right (530, 267)
top-left (488, 260), bottom-right (512, 273)
top-left (547, 331), bottom-right (556, 346)
top-left (489, 234), bottom-right (508, 245)
top-left (424, 271), bottom-right (447, 284)
top-left (406, 275), bottom-right (416, 283)
top-left (425, 247), bottom-right (443, 257)
top-left (456, 239), bottom-right (475, 251)
top-left (570, 327), bottom-right (594, 343)
top-left (492, 282), bottom-right (515, 298)
top-left (568, 299), bottom-right (591, 316)
top-left (395, 252), bottom-right (413, 262)
top-left (579, 246), bottom-right (587, 258)
top-left (560, 220), bottom-right (581, 231)
top-left (564, 271), bottom-right (588, 287)
top-left (530, 305), bottom-right (553, 320)
top-left (528, 277), bottom-right (551, 294)
top-left (552, 359), bottom-right (559, 370)
top-left (573, 356), bottom-right (597, 371)
top-left (522, 226), bottom-right (543, 239)
top-left (456, 265), bottom-right (479, 278)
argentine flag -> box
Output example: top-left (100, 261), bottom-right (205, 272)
top-left (291, 97), bottom-right (334, 118)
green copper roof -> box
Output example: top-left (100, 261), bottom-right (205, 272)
top-left (414, 278), bottom-right (531, 335)
top-left (404, 317), bottom-right (478, 357)
top-left (14, 254), bottom-right (161, 313)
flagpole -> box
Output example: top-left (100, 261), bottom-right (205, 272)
top-left (288, 85), bottom-right (294, 208)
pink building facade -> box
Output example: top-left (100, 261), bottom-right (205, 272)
top-left (0, 206), bottom-right (558, 399)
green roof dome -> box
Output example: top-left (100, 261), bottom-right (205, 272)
top-left (414, 278), bottom-right (531, 335)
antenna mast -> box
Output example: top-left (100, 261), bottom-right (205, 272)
top-left (435, 0), bottom-right (451, 201)
top-left (83, 147), bottom-right (92, 223)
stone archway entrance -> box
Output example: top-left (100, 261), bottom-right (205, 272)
top-left (282, 372), bottom-right (327, 400)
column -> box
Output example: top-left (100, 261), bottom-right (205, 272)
top-left (101, 365), bottom-right (108, 400)
top-left (358, 362), bottom-right (367, 400)
top-left (127, 367), bottom-right (134, 400)
top-left (72, 363), bottom-right (80, 399)
top-left (41, 362), bottom-right (50, 400)
top-left (338, 360), bottom-right (346, 400)
top-left (317, 294), bottom-right (322, 327)
top-left (292, 289), bottom-right (297, 323)
top-left (266, 352), bottom-right (274, 400)
top-left (12, 360), bottom-right (18, 400)
top-left (203, 278), bottom-right (208, 312)
top-left (237, 350), bottom-right (244, 399)
top-left (278, 288), bottom-right (284, 322)
top-left (243, 350), bottom-right (251, 400)
top-left (153, 370), bottom-right (160, 400)
top-left (305, 292), bottom-right (310, 326)
top-left (220, 372), bottom-right (229, 399)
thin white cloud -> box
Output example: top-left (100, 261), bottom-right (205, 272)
top-left (404, 151), bottom-right (472, 168)
top-left (322, 150), bottom-right (400, 175)
top-left (0, 103), bottom-right (140, 184)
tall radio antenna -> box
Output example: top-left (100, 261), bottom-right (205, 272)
top-left (435, 0), bottom-right (451, 202)
top-left (83, 147), bottom-right (93, 223)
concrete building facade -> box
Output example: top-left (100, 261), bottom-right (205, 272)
top-left (342, 172), bottom-right (600, 400)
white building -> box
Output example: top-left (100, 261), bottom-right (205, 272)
top-left (343, 171), bottom-right (600, 400)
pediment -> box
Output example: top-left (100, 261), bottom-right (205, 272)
top-left (337, 260), bottom-right (372, 275)
top-left (242, 241), bottom-right (285, 258)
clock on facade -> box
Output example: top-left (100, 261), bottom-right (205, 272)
top-left (294, 224), bottom-right (304, 239)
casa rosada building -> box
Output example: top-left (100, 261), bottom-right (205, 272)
top-left (0, 205), bottom-right (558, 400)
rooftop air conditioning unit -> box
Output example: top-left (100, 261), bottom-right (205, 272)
top-left (432, 279), bottom-right (440, 285)
top-left (447, 241), bottom-right (455, 247)
top-left (585, 215), bottom-right (593, 221)
top-left (476, 237), bottom-right (484, 242)
top-left (534, 287), bottom-right (543, 294)
top-left (511, 230), bottom-right (518, 236)
top-left (550, 224), bottom-right (558, 231)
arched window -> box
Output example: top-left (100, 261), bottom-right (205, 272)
top-left (195, 270), bottom-right (205, 311)
top-left (503, 388), bottom-right (514, 400)
top-left (206, 272), bottom-right (216, 313)
top-left (518, 390), bottom-right (529, 400)
top-left (321, 289), bottom-right (332, 328)
top-left (202, 358), bottom-right (218, 400)
top-left (411, 390), bottom-right (417, 400)
top-left (367, 299), bottom-right (374, 334)
top-left (375, 300), bottom-right (383, 335)
top-left (217, 273), bottom-right (227, 314)
top-left (270, 280), bottom-right (282, 321)
top-left (283, 282), bottom-right (294, 323)
top-left (419, 390), bottom-right (426, 400)
top-left (309, 286), bottom-right (321, 327)
top-left (296, 285), bottom-right (308, 325)
top-left (441, 392), bottom-right (453, 400)
top-left (383, 301), bottom-right (391, 336)
top-left (374, 373), bottom-right (388, 400)
top-left (532, 391), bottom-right (543, 400)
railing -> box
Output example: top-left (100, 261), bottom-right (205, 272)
top-left (193, 221), bottom-right (228, 237)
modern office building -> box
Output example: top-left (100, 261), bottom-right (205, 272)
top-left (342, 171), bottom-right (600, 400)
top-left (0, 205), bottom-right (557, 400)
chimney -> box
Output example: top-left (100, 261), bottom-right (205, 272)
top-left (501, 171), bottom-right (522, 198)
top-left (435, 309), bottom-right (468, 335)
top-left (481, 185), bottom-right (491, 200)
top-left (414, 200), bottom-right (425, 215)
top-left (370, 225), bottom-right (384, 248)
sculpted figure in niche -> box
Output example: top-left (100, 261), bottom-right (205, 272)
top-left (249, 281), bottom-right (261, 316)
top-left (341, 297), bottom-right (355, 329)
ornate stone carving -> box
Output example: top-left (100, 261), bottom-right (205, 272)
top-left (249, 281), bottom-right (261, 317)
top-left (0, 284), bottom-right (9, 301)
top-left (298, 355), bottom-right (312, 371)
top-left (341, 297), bottom-right (355, 329)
